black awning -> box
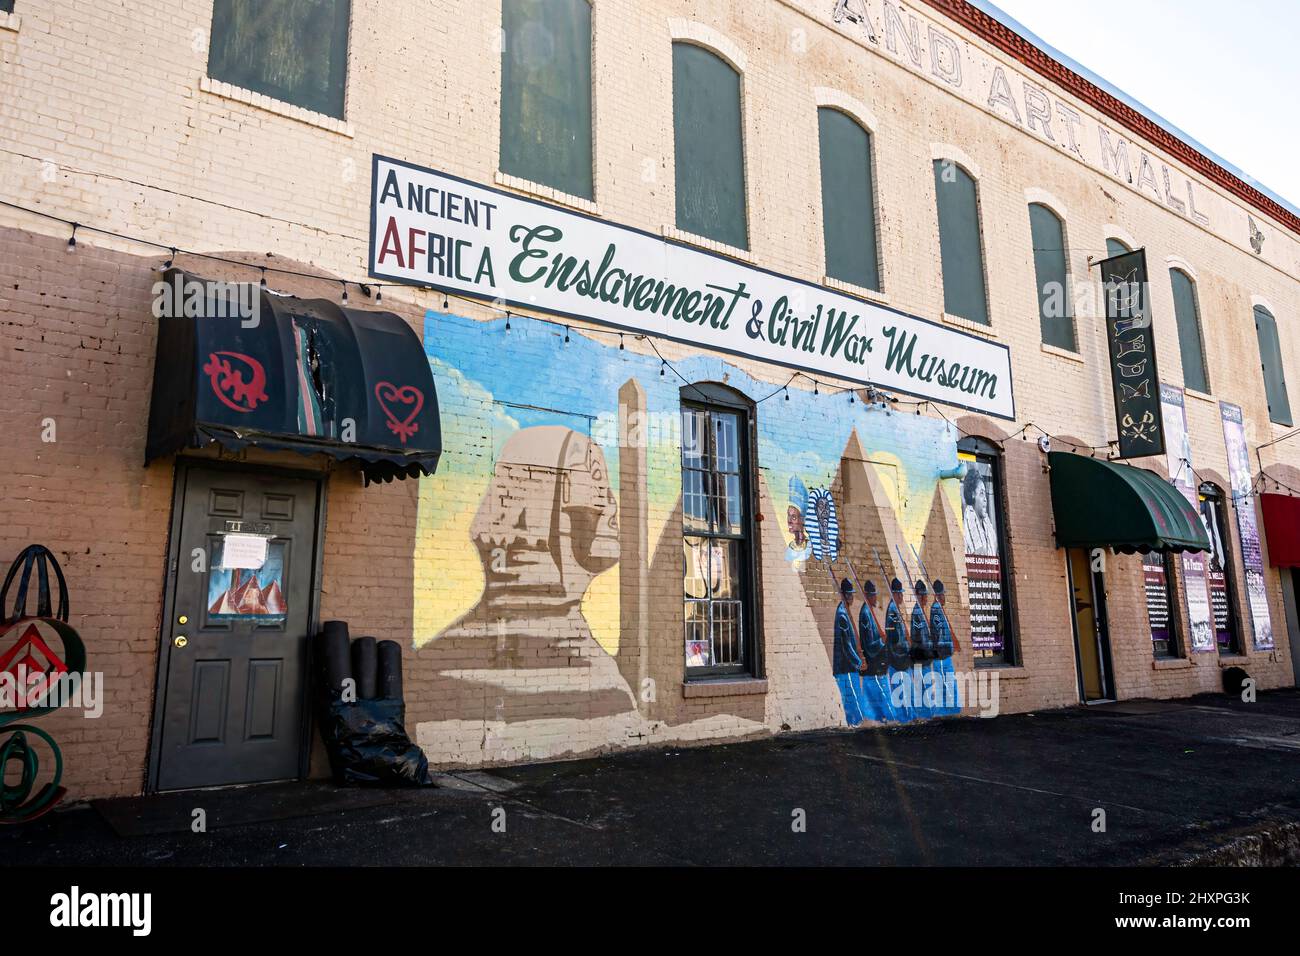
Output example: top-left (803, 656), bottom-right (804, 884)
top-left (1048, 451), bottom-right (1209, 554)
top-left (146, 269), bottom-right (440, 482)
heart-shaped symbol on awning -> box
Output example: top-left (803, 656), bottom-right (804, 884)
top-left (374, 382), bottom-right (424, 444)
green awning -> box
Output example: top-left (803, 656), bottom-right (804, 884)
top-left (1048, 452), bottom-right (1210, 554)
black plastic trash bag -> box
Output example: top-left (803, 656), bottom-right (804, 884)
top-left (317, 694), bottom-right (430, 787)
top-left (314, 622), bottom-right (431, 786)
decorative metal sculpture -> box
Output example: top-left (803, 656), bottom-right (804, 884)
top-left (0, 545), bottom-right (85, 823)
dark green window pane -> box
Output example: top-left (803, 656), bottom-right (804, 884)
top-left (933, 161), bottom-right (988, 325)
top-left (500, 0), bottom-right (593, 199)
top-left (673, 44), bottom-right (747, 250)
top-left (207, 0), bottom-right (351, 119)
top-left (1170, 269), bottom-right (1209, 393)
top-left (818, 108), bottom-right (879, 291)
top-left (1106, 238), bottom-right (1131, 259)
top-left (1255, 305), bottom-right (1292, 426)
top-left (0, 1), bottom-right (12, 14)
top-left (1029, 203), bottom-right (1073, 350)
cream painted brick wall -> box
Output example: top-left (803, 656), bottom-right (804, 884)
top-left (0, 0), bottom-right (1296, 796)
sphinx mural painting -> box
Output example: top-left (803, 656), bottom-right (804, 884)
top-left (411, 311), bottom-right (968, 766)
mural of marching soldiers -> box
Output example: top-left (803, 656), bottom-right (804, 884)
top-left (794, 464), bottom-right (966, 728)
top-left (856, 579), bottom-right (896, 722)
top-left (833, 578), bottom-right (864, 727)
top-left (929, 579), bottom-right (961, 715)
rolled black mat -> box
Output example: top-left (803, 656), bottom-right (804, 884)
top-left (352, 635), bottom-right (379, 701)
top-left (318, 621), bottom-right (352, 695)
top-left (377, 640), bottom-right (403, 700)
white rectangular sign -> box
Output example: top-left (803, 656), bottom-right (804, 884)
top-left (368, 155), bottom-right (1015, 418)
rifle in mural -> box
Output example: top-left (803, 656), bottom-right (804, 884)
top-left (910, 542), bottom-right (931, 588)
top-left (894, 544), bottom-right (917, 591)
top-left (916, 538), bottom-right (959, 651)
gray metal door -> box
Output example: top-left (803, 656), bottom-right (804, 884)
top-left (154, 464), bottom-right (320, 791)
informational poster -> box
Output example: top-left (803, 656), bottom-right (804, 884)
top-left (1160, 384), bottom-right (1214, 652)
top-left (960, 453), bottom-right (1005, 653)
top-left (1221, 401), bottom-right (1274, 649)
top-left (1141, 551), bottom-right (1171, 645)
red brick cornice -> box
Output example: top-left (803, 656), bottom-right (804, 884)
top-left (920, 0), bottom-right (1300, 238)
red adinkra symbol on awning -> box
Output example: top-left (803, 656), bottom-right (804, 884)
top-left (374, 382), bottom-right (423, 444)
top-left (203, 351), bottom-right (269, 413)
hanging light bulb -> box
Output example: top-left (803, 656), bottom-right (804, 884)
top-left (660, 361), bottom-right (666, 377)
top-left (375, 286), bottom-right (382, 303)
top-left (564, 326), bottom-right (570, 344)
top-left (442, 294), bottom-right (449, 310)
top-left (505, 311), bottom-right (512, 331)
top-left (784, 387), bottom-right (790, 401)
top-left (340, 281), bottom-right (349, 305)
top-left (162, 247), bottom-right (176, 270)
top-left (619, 334), bottom-right (625, 350)
top-left (813, 381), bottom-right (819, 396)
top-left (65, 223), bottom-right (78, 253)
top-left (259, 268), bottom-right (268, 290)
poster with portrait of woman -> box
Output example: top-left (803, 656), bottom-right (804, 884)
top-left (960, 454), bottom-right (1005, 653)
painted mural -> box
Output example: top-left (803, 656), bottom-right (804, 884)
top-left (411, 311), bottom-right (968, 765)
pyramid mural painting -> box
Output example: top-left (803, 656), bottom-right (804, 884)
top-left (207, 540), bottom-right (288, 622)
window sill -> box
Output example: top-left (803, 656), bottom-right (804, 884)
top-left (941, 311), bottom-right (996, 338)
top-left (977, 664), bottom-right (1029, 680)
top-left (1217, 654), bottom-right (1250, 666)
top-left (198, 76), bottom-right (354, 137)
top-left (1185, 387), bottom-right (1216, 405)
top-left (682, 677), bottom-right (768, 699)
top-left (823, 275), bottom-right (888, 305)
top-left (0, 11), bottom-right (19, 32)
top-left (495, 172), bottom-right (599, 215)
top-left (1152, 656), bottom-right (1193, 670)
top-left (662, 226), bottom-right (753, 264)
top-left (1041, 342), bottom-right (1084, 364)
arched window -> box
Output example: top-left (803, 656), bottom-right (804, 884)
top-left (500, 0), bottom-right (593, 199)
top-left (957, 436), bottom-right (1015, 666)
top-left (681, 383), bottom-right (758, 677)
top-left (1199, 482), bottom-right (1243, 655)
top-left (1170, 268), bottom-right (1209, 393)
top-left (1029, 203), bottom-right (1074, 350)
top-left (1254, 304), bottom-right (1292, 425)
top-left (818, 108), bottom-right (880, 291)
top-left (933, 161), bottom-right (989, 325)
top-left (1105, 237), bottom-right (1132, 259)
top-left (672, 43), bottom-right (747, 250)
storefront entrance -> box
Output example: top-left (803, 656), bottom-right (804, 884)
top-left (1067, 547), bottom-right (1115, 702)
top-left (149, 462), bottom-right (324, 792)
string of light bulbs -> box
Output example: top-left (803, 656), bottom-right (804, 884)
top-left (5, 196), bottom-right (1293, 497)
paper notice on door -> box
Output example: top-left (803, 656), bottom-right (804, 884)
top-left (220, 533), bottom-right (268, 570)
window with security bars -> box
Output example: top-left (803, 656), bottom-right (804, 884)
top-left (681, 397), bottom-right (753, 676)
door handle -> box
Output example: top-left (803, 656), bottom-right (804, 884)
top-left (173, 635), bottom-right (188, 648)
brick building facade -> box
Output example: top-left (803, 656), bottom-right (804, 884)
top-left (0, 0), bottom-right (1297, 800)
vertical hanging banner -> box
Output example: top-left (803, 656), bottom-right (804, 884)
top-left (1220, 401), bottom-right (1274, 649)
top-left (1160, 384), bottom-right (1213, 652)
top-left (1100, 250), bottom-right (1164, 459)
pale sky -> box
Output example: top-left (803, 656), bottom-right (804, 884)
top-left (988, 0), bottom-right (1300, 211)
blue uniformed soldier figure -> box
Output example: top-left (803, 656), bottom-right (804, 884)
top-left (856, 580), bottom-right (896, 722)
top-left (833, 578), bottom-right (865, 727)
top-left (929, 579), bottom-right (961, 715)
top-left (884, 577), bottom-right (913, 722)
top-left (910, 579), bottom-right (936, 719)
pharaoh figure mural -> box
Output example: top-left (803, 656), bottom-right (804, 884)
top-left (422, 425), bottom-right (638, 722)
